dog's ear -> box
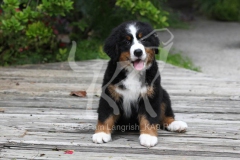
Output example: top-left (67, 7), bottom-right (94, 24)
top-left (103, 28), bottom-right (119, 60)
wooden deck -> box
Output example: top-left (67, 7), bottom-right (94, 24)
top-left (0, 60), bottom-right (240, 159)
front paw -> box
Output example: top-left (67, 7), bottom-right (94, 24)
top-left (139, 134), bottom-right (158, 147)
top-left (167, 121), bottom-right (188, 132)
top-left (92, 132), bottom-right (111, 143)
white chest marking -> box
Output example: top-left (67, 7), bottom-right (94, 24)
top-left (116, 70), bottom-right (147, 117)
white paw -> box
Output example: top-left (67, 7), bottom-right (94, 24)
top-left (92, 132), bottom-right (111, 143)
top-left (139, 134), bottom-right (158, 147)
top-left (167, 121), bottom-right (188, 132)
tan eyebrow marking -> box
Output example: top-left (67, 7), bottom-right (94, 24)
top-left (126, 35), bottom-right (131, 41)
top-left (138, 32), bottom-right (143, 38)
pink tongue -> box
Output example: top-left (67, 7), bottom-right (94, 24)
top-left (133, 60), bottom-right (144, 70)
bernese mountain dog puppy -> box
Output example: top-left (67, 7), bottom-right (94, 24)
top-left (92, 21), bottom-right (188, 147)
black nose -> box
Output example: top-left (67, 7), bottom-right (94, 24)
top-left (134, 49), bottom-right (143, 57)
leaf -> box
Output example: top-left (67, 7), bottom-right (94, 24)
top-left (0, 108), bottom-right (5, 112)
top-left (95, 94), bottom-right (100, 97)
top-left (64, 150), bottom-right (74, 154)
top-left (70, 91), bottom-right (87, 97)
top-left (2, 20), bottom-right (7, 26)
top-left (40, 154), bottom-right (45, 157)
top-left (52, 148), bottom-right (59, 151)
top-left (19, 130), bottom-right (27, 138)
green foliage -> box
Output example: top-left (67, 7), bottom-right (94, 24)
top-left (69, 0), bottom-right (170, 41)
top-left (116, 0), bottom-right (168, 28)
top-left (0, 0), bottom-right (73, 66)
top-left (75, 39), bottom-right (108, 61)
top-left (26, 21), bottom-right (53, 38)
top-left (197, 0), bottom-right (240, 21)
top-left (1, 16), bottom-right (24, 32)
top-left (56, 48), bottom-right (68, 61)
top-left (38, 0), bottom-right (73, 16)
top-left (1, 0), bottom-right (20, 11)
top-left (0, 0), bottom-right (199, 72)
top-left (155, 47), bottom-right (200, 71)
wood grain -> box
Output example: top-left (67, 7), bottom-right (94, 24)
top-left (0, 60), bottom-right (240, 159)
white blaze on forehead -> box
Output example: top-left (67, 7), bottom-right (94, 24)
top-left (128, 24), bottom-right (138, 44)
top-left (127, 24), bottom-right (146, 61)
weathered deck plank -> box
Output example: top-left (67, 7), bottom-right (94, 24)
top-left (0, 60), bottom-right (240, 159)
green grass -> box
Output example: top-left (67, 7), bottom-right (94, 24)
top-left (156, 47), bottom-right (200, 72)
top-left (166, 53), bottom-right (201, 72)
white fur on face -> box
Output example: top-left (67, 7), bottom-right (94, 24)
top-left (115, 24), bottom-right (150, 117)
top-left (128, 24), bottom-right (146, 61)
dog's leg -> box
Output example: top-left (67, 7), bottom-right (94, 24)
top-left (92, 114), bottom-right (119, 143)
top-left (160, 89), bottom-right (188, 132)
top-left (93, 84), bottom-right (121, 144)
top-left (138, 115), bottom-right (158, 147)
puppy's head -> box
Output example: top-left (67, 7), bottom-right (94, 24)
top-left (104, 21), bottom-right (159, 71)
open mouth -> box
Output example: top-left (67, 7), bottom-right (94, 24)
top-left (132, 59), bottom-right (145, 71)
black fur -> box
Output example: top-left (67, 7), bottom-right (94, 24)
top-left (98, 21), bottom-right (175, 131)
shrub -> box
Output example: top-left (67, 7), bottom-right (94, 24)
top-left (0, 0), bottom-right (171, 66)
top-left (0, 0), bottom-right (73, 66)
top-left (69, 0), bottom-right (169, 41)
top-left (75, 39), bottom-right (108, 61)
top-left (116, 0), bottom-right (168, 28)
top-left (196, 0), bottom-right (240, 21)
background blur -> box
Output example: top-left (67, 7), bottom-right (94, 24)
top-left (0, 0), bottom-right (240, 78)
